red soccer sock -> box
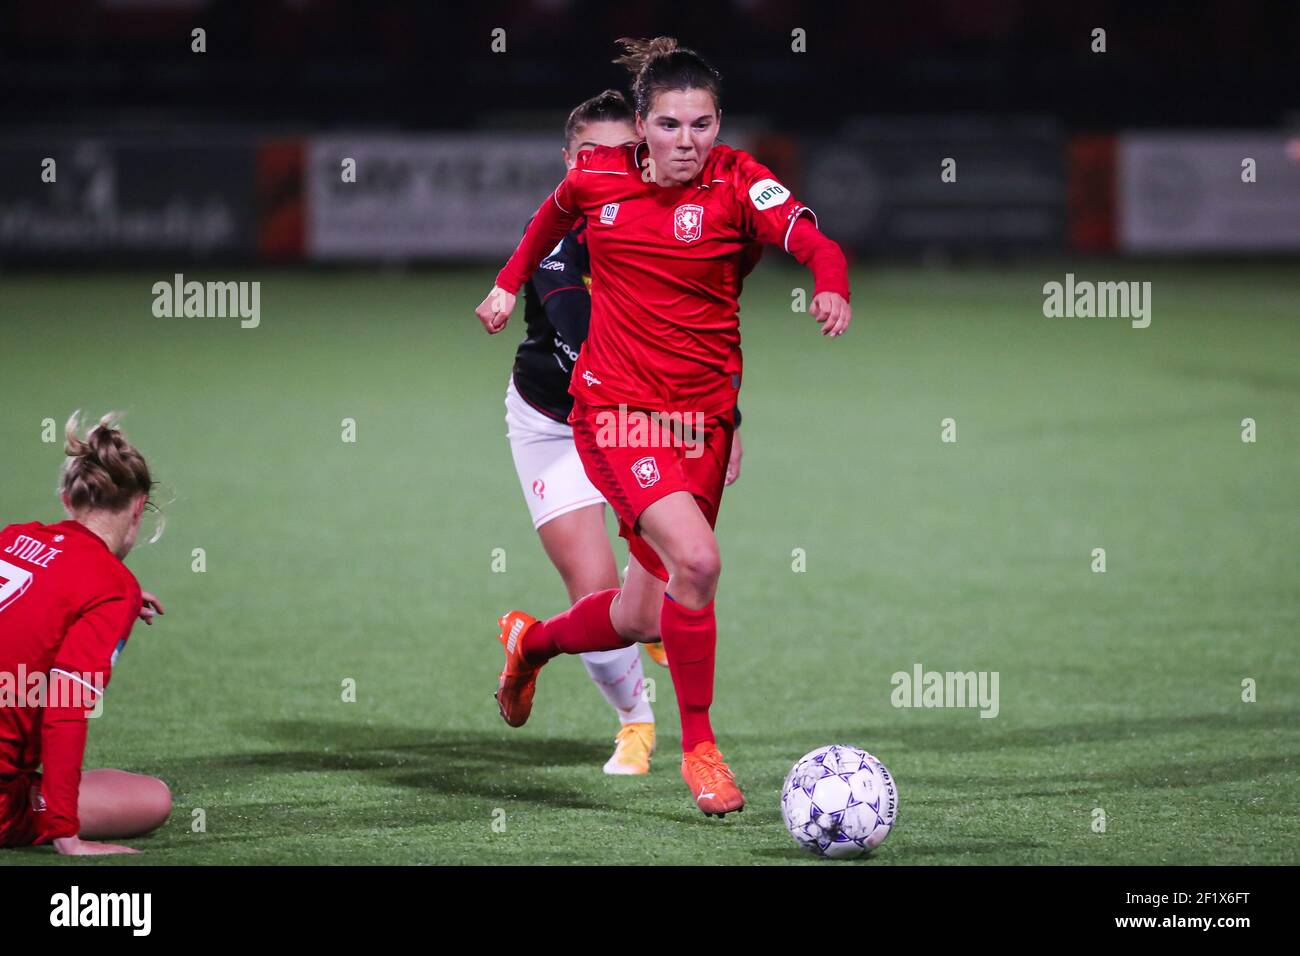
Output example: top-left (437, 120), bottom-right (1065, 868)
top-left (521, 588), bottom-right (632, 665)
top-left (659, 595), bottom-right (717, 752)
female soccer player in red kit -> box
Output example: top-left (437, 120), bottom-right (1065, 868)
top-left (476, 37), bottom-right (851, 816)
top-left (0, 413), bottom-right (171, 854)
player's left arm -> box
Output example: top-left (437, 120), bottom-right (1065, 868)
top-left (38, 589), bottom-right (141, 845)
top-left (733, 154), bottom-right (852, 337)
top-left (532, 230), bottom-right (591, 348)
top-left (479, 166), bottom-right (586, 334)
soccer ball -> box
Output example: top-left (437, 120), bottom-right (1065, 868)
top-left (781, 745), bottom-right (898, 859)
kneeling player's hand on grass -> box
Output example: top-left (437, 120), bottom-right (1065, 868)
top-left (810, 292), bottom-right (851, 337)
top-left (476, 286), bottom-right (516, 334)
top-left (54, 836), bottom-right (139, 856)
top-left (139, 590), bottom-right (165, 626)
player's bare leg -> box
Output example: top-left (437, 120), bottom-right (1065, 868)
top-left (610, 553), bottom-right (665, 642)
top-left (613, 553), bottom-right (669, 665)
top-left (637, 492), bottom-right (743, 817)
top-left (538, 505), bottom-right (620, 604)
top-left (76, 769), bottom-right (172, 840)
top-left (538, 505), bottom-right (655, 773)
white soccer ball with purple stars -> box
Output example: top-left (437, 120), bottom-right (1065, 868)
top-left (781, 745), bottom-right (898, 859)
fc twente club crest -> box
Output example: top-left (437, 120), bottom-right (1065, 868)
top-left (674, 204), bottom-right (704, 242)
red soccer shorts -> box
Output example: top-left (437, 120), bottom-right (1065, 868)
top-left (0, 771), bottom-right (43, 848)
top-left (569, 397), bottom-right (734, 582)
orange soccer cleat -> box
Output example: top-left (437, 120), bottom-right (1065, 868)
top-left (495, 611), bottom-right (544, 727)
top-left (644, 640), bottom-right (669, 667)
top-left (681, 741), bottom-right (746, 817)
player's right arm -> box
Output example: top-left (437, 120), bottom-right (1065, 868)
top-left (477, 168), bottom-right (585, 334)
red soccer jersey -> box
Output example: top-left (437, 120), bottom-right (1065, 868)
top-left (0, 520), bottom-right (142, 842)
top-left (497, 142), bottom-right (850, 417)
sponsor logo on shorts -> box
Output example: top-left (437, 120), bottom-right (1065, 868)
top-left (600, 202), bottom-right (620, 225)
top-left (748, 178), bottom-right (788, 210)
top-left (540, 258), bottom-right (565, 271)
top-left (531, 479), bottom-right (545, 500)
top-left (631, 456), bottom-right (661, 488)
top-left (673, 204), bottom-right (704, 242)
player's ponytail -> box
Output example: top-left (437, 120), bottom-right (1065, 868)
top-left (61, 411), bottom-right (155, 513)
top-left (614, 36), bottom-right (722, 117)
top-left (563, 89), bottom-right (635, 147)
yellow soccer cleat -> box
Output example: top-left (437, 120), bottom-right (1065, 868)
top-left (603, 722), bottom-right (656, 775)
top-left (644, 640), bottom-right (669, 667)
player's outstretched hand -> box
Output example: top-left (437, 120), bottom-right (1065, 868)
top-left (139, 590), bottom-right (165, 626)
top-left (476, 285), bottom-right (516, 334)
top-left (53, 836), bottom-right (140, 855)
top-left (810, 292), bottom-right (851, 337)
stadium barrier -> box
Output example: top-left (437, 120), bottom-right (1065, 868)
top-left (3, 129), bottom-right (1298, 264)
top-left (1116, 133), bottom-right (1300, 253)
top-left (0, 137), bottom-right (258, 264)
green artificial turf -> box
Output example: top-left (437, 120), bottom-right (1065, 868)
top-left (0, 262), bottom-right (1296, 864)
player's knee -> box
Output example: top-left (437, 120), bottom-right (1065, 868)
top-left (140, 776), bottom-right (172, 832)
top-left (672, 541), bottom-right (721, 594)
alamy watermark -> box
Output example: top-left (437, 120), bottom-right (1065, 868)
top-left (151, 273), bottom-right (260, 328)
top-left (890, 663), bottom-right (1000, 718)
top-left (1042, 273), bottom-right (1151, 329)
top-left (0, 665), bottom-right (104, 717)
top-left (594, 404), bottom-right (705, 459)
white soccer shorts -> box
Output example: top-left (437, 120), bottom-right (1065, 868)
top-left (505, 377), bottom-right (606, 529)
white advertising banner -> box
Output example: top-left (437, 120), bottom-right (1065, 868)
top-left (307, 135), bottom-right (565, 258)
top-left (1119, 134), bottom-right (1300, 252)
